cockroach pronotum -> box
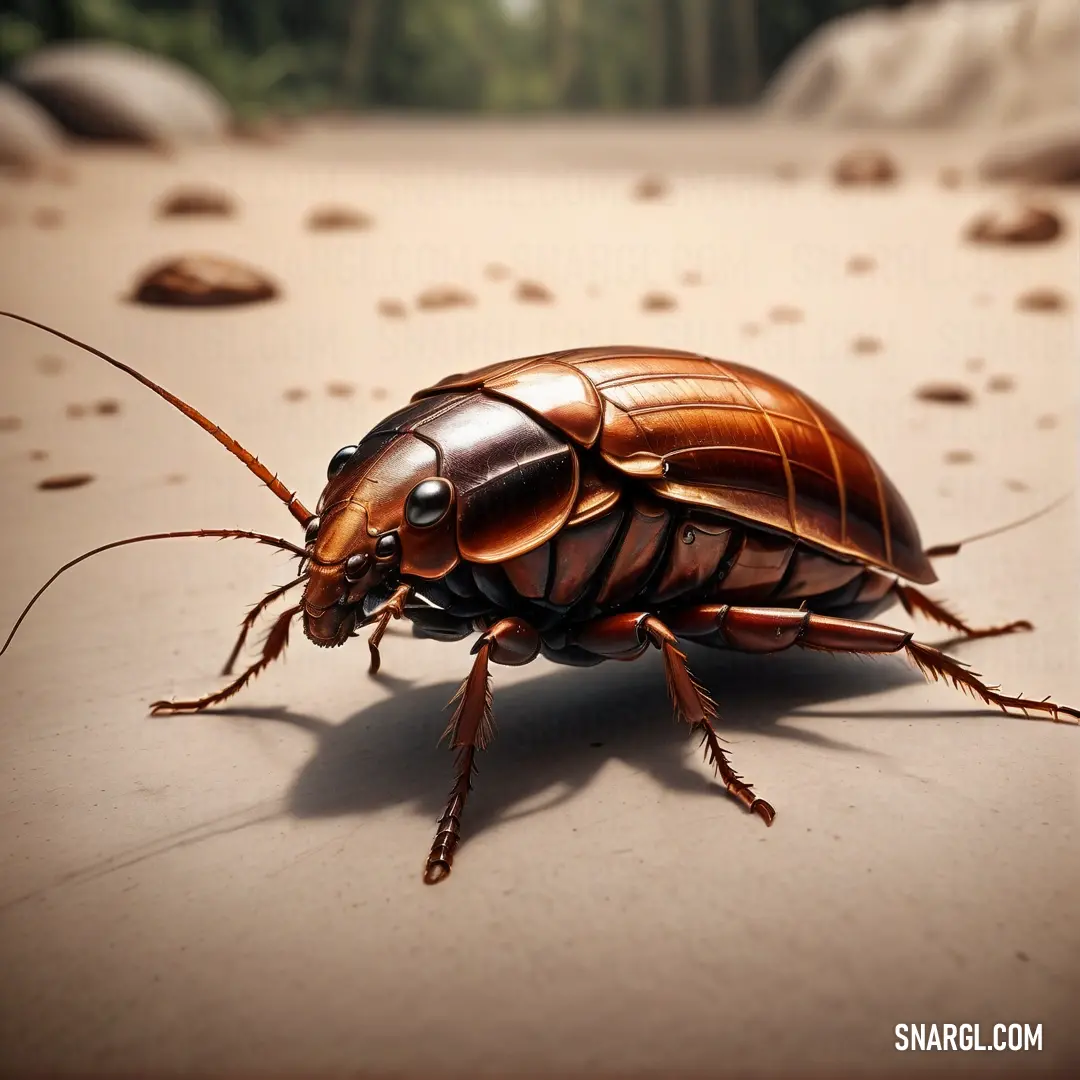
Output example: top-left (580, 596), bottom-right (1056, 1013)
top-left (2, 312), bottom-right (1077, 884)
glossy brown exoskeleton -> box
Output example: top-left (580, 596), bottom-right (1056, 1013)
top-left (3, 317), bottom-right (1076, 885)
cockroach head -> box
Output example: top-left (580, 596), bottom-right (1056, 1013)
top-left (300, 432), bottom-right (459, 647)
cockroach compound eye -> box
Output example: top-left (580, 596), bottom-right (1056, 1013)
top-left (2, 311), bottom-right (1076, 888)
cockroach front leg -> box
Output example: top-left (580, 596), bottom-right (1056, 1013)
top-left (366, 584), bottom-right (412, 675)
top-left (151, 604), bottom-right (303, 715)
top-left (663, 605), bottom-right (1080, 723)
top-left (572, 613), bottom-right (776, 825)
top-left (424, 616), bottom-right (540, 885)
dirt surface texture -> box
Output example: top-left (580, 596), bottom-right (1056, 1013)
top-left (1, 117), bottom-right (1078, 1079)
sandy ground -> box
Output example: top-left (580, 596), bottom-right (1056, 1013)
top-left (0, 117), bottom-right (1078, 1079)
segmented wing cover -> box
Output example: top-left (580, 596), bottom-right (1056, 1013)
top-left (415, 347), bottom-right (936, 584)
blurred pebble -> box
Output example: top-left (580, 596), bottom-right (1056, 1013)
top-left (417, 285), bottom-right (475, 310)
top-left (832, 147), bottom-right (899, 186)
top-left (641, 291), bottom-right (677, 312)
top-left (915, 382), bottom-right (973, 405)
top-left (1017, 287), bottom-right (1069, 312)
top-left (38, 473), bottom-right (94, 491)
top-left (516, 280), bottom-right (554, 304)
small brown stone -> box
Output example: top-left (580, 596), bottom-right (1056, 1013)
top-left (986, 374), bottom-right (1015, 393)
top-left (164, 472), bottom-right (187, 485)
top-left (680, 270), bottom-right (703, 286)
top-left (131, 254), bottom-right (280, 307)
top-left (832, 147), bottom-right (899, 186)
top-left (377, 298), bottom-right (407, 319)
top-left (1036, 413), bottom-right (1058, 429)
top-left (38, 472), bottom-right (94, 491)
top-left (283, 387), bottom-right (308, 403)
top-left (0, 415), bottom-right (22, 432)
top-left (29, 449), bottom-right (48, 461)
top-left (937, 166), bottom-right (963, 189)
top-left (484, 263), bottom-right (512, 281)
top-left (371, 386), bottom-right (388, 401)
top-left (306, 205), bottom-right (373, 231)
top-left (416, 285), bottom-right (476, 311)
top-left (741, 322), bottom-right (761, 337)
top-left (944, 449), bottom-right (974, 465)
top-left (35, 355), bottom-right (63, 375)
top-left (1004, 478), bottom-right (1029, 492)
top-left (846, 254), bottom-right (877, 275)
top-left (966, 203), bottom-right (1064, 245)
top-left (94, 398), bottom-right (121, 415)
top-left (516, 279), bottom-right (554, 304)
top-left (65, 403), bottom-right (87, 419)
top-left (32, 206), bottom-right (63, 229)
top-left (326, 381), bottom-right (355, 398)
top-left (964, 357), bottom-right (986, 372)
top-left (851, 335), bottom-right (882, 355)
top-left (157, 186), bottom-right (235, 218)
top-left (230, 116), bottom-right (288, 145)
top-left (915, 382), bottom-right (974, 405)
top-left (1016, 287), bottom-right (1069, 312)
top-left (769, 304), bottom-right (803, 324)
top-left (633, 174), bottom-right (669, 200)
top-left (641, 291), bottom-right (677, 312)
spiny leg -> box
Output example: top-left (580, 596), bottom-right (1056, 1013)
top-left (572, 612), bottom-right (775, 824)
top-left (366, 583), bottom-right (412, 675)
top-left (424, 616), bottom-right (540, 884)
top-left (894, 583), bottom-right (1032, 642)
top-left (151, 604), bottom-right (302, 715)
top-left (663, 604), bottom-right (1079, 724)
top-left (221, 575), bottom-right (307, 675)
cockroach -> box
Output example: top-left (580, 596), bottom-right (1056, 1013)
top-left (2, 313), bottom-right (1077, 885)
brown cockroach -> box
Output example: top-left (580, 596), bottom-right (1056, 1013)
top-left (2, 313), bottom-right (1077, 884)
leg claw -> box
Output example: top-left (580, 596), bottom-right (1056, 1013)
top-left (423, 860), bottom-right (451, 885)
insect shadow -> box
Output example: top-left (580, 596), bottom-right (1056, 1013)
top-left (1, 643), bottom-right (997, 911)
top-left (213, 644), bottom-right (943, 847)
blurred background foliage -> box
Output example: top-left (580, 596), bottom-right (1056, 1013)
top-left (0, 0), bottom-right (910, 116)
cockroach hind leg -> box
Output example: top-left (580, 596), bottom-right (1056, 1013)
top-left (895, 584), bottom-right (1033, 642)
top-left (903, 640), bottom-right (1080, 724)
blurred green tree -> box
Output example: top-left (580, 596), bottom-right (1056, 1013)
top-left (0, 0), bottom-right (911, 114)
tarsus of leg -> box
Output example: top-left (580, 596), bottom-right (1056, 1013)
top-left (895, 584), bottom-right (1032, 641)
top-left (151, 604), bottom-right (302, 715)
top-left (904, 640), bottom-right (1080, 723)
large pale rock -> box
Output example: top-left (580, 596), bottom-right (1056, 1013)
top-left (12, 42), bottom-right (230, 144)
top-left (0, 83), bottom-right (66, 167)
top-left (979, 110), bottom-right (1080, 183)
top-left (766, 0), bottom-right (1080, 128)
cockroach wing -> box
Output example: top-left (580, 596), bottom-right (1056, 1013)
top-left (414, 347), bottom-right (936, 584)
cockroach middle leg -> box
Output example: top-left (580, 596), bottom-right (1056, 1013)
top-left (571, 612), bottom-right (776, 825)
top-left (893, 583), bottom-right (1033, 642)
top-left (424, 616), bottom-right (540, 884)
